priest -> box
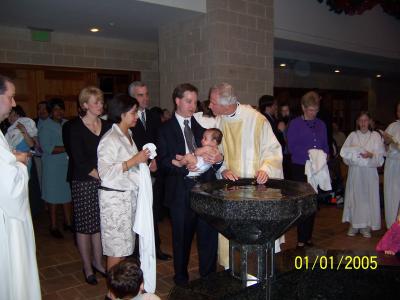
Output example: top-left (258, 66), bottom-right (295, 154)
top-left (208, 82), bottom-right (284, 269)
top-left (0, 75), bottom-right (41, 299)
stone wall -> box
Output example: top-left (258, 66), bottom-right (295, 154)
top-left (0, 26), bottom-right (160, 106)
top-left (159, 0), bottom-right (274, 110)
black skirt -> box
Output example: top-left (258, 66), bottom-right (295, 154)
top-left (72, 180), bottom-right (101, 234)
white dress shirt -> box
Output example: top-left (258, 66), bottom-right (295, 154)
top-left (175, 113), bottom-right (199, 177)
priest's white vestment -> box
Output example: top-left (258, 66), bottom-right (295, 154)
top-left (0, 131), bottom-right (41, 300)
top-left (384, 120), bottom-right (400, 228)
top-left (215, 104), bottom-right (284, 268)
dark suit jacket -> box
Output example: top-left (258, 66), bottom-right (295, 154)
top-left (131, 109), bottom-right (161, 151)
top-left (157, 115), bottom-right (219, 208)
top-left (317, 109), bottom-right (333, 155)
top-left (264, 112), bottom-right (285, 149)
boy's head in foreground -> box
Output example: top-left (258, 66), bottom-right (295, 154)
top-left (107, 258), bottom-right (143, 299)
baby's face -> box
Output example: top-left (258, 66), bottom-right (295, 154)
top-left (201, 133), bottom-right (217, 147)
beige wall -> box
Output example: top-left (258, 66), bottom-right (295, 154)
top-left (159, 0), bottom-right (274, 110)
top-left (0, 26), bottom-right (160, 106)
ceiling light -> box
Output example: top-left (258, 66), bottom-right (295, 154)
top-left (279, 63), bottom-right (286, 67)
top-left (334, 69), bottom-right (340, 73)
top-left (90, 28), bottom-right (99, 33)
top-left (376, 74), bottom-right (382, 78)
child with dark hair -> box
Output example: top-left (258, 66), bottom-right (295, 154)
top-left (172, 128), bottom-right (223, 174)
top-left (107, 258), bottom-right (160, 300)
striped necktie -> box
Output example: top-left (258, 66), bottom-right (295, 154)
top-left (140, 110), bottom-right (146, 130)
top-left (183, 119), bottom-right (196, 153)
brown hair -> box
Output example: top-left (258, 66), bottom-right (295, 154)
top-left (107, 258), bottom-right (143, 299)
top-left (356, 111), bottom-right (372, 130)
top-left (205, 128), bottom-right (223, 145)
top-left (172, 83), bottom-right (198, 109)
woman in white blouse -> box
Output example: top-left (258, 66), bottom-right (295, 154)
top-left (381, 102), bottom-right (400, 229)
top-left (97, 94), bottom-right (151, 272)
top-left (341, 111), bottom-right (385, 238)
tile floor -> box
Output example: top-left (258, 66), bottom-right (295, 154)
top-left (35, 204), bottom-right (399, 300)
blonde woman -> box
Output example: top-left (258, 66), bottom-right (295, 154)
top-left (68, 87), bottom-right (111, 284)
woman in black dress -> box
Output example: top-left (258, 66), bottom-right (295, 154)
top-left (69, 87), bottom-right (111, 285)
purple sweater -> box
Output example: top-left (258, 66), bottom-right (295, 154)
top-left (287, 116), bottom-right (329, 165)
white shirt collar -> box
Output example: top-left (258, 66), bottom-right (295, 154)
top-left (175, 112), bottom-right (191, 128)
top-left (226, 102), bottom-right (240, 118)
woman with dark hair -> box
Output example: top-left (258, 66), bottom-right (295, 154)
top-left (38, 98), bottom-right (72, 238)
top-left (258, 95), bottom-right (285, 149)
top-left (97, 94), bottom-right (152, 278)
top-left (341, 111), bottom-right (385, 238)
top-left (68, 87), bottom-right (111, 285)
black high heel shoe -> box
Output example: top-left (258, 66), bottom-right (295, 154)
top-left (83, 269), bottom-right (98, 285)
top-left (92, 265), bottom-right (107, 278)
top-left (63, 223), bottom-right (74, 233)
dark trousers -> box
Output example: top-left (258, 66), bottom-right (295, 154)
top-left (153, 175), bottom-right (165, 251)
top-left (170, 178), bottom-right (218, 285)
top-left (291, 163), bottom-right (316, 243)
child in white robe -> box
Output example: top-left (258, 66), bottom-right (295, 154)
top-left (380, 102), bottom-right (400, 229)
top-left (341, 112), bottom-right (385, 238)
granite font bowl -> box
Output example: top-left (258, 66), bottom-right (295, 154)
top-left (191, 178), bottom-right (317, 245)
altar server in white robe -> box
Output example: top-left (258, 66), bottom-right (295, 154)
top-left (341, 111), bottom-right (385, 238)
top-left (208, 82), bottom-right (283, 268)
top-left (381, 102), bottom-right (400, 229)
top-left (0, 75), bottom-right (41, 299)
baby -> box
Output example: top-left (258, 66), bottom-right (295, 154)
top-left (172, 128), bottom-right (223, 174)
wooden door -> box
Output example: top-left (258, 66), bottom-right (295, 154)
top-left (0, 64), bottom-right (141, 119)
top-left (36, 69), bottom-right (96, 118)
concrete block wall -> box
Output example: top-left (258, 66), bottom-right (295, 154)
top-left (159, 0), bottom-right (274, 110)
top-left (0, 26), bottom-right (160, 106)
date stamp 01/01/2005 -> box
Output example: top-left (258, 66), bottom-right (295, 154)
top-left (294, 256), bottom-right (378, 270)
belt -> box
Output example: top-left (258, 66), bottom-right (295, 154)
top-left (99, 186), bottom-right (126, 192)
top-left (185, 176), bottom-right (200, 182)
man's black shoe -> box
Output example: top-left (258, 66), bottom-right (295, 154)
top-left (156, 249), bottom-right (172, 261)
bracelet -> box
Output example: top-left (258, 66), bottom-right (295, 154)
top-left (123, 161), bottom-right (128, 170)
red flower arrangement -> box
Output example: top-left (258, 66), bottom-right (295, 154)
top-left (317, 0), bottom-right (400, 19)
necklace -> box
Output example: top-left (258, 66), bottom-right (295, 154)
top-left (82, 117), bottom-right (101, 135)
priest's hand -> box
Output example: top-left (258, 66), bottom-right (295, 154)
top-left (222, 169), bottom-right (239, 181)
top-left (13, 150), bottom-right (30, 165)
top-left (255, 170), bottom-right (268, 184)
top-left (202, 147), bottom-right (223, 164)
